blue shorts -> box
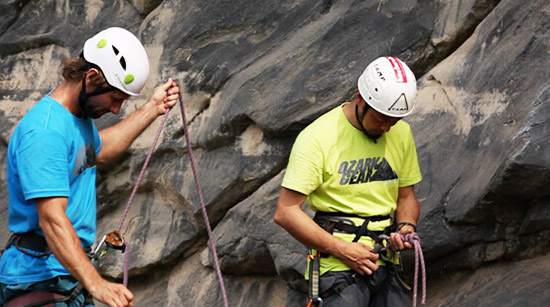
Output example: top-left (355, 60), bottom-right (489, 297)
top-left (0, 275), bottom-right (93, 306)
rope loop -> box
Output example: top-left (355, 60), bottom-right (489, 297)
top-left (112, 81), bottom-right (229, 307)
top-left (375, 232), bottom-right (426, 307)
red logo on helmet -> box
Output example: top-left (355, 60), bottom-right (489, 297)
top-left (386, 57), bottom-right (408, 83)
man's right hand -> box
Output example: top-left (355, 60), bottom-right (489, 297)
top-left (335, 241), bottom-right (380, 275)
top-left (89, 279), bottom-right (134, 307)
top-left (274, 188), bottom-right (380, 276)
top-left (37, 198), bottom-right (134, 307)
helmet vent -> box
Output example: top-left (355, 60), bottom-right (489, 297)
top-left (112, 45), bottom-right (119, 55)
top-left (119, 57), bottom-right (126, 70)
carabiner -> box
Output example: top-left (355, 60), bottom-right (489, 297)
top-left (306, 297), bottom-right (323, 307)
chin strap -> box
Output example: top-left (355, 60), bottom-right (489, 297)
top-left (78, 58), bottom-right (115, 119)
top-left (354, 104), bottom-right (377, 143)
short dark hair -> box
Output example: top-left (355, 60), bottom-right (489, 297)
top-left (62, 57), bottom-right (110, 90)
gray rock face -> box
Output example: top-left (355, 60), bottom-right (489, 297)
top-left (1, 0), bottom-right (550, 306)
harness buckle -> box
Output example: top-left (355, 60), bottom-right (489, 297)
top-left (92, 230), bottom-right (126, 262)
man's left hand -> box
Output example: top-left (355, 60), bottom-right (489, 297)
top-left (149, 78), bottom-right (179, 115)
top-left (389, 224), bottom-right (415, 251)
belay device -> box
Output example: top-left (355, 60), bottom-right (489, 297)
top-left (92, 230), bottom-right (126, 261)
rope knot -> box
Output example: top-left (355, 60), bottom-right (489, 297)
top-left (403, 232), bottom-right (421, 244)
top-left (374, 232), bottom-right (426, 307)
top-left (401, 232), bottom-right (426, 307)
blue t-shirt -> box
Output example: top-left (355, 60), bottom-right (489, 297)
top-left (0, 95), bottom-right (102, 284)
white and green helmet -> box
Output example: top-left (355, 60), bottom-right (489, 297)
top-left (82, 27), bottom-right (149, 96)
top-left (357, 56), bottom-right (417, 117)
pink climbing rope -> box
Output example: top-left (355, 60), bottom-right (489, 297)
top-left (123, 243), bottom-right (130, 287)
top-left (403, 233), bottom-right (426, 307)
top-left (177, 84), bottom-right (229, 307)
top-left (113, 84), bottom-right (229, 307)
top-left (116, 109), bottom-right (172, 232)
top-left (106, 84), bottom-right (426, 307)
top-left (114, 107), bottom-right (172, 287)
top-left (379, 233), bottom-right (426, 307)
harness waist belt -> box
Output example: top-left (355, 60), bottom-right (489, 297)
top-left (314, 211), bottom-right (391, 220)
top-left (5, 232), bottom-right (92, 258)
top-left (6, 291), bottom-right (66, 307)
top-left (7, 232), bottom-right (51, 253)
top-left (5, 283), bottom-right (93, 307)
top-left (313, 212), bottom-right (391, 235)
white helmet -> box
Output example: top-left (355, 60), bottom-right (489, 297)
top-left (357, 57), bottom-right (417, 117)
top-left (82, 27), bottom-right (149, 96)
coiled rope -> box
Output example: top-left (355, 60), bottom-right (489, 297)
top-left (115, 82), bottom-right (229, 306)
top-left (378, 233), bottom-right (426, 307)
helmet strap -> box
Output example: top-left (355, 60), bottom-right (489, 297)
top-left (355, 103), bottom-right (378, 143)
top-left (78, 55), bottom-right (116, 118)
top-left (78, 76), bottom-right (115, 119)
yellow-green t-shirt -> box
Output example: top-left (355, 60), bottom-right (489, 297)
top-left (281, 103), bottom-right (422, 274)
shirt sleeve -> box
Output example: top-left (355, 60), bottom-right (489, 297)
top-left (16, 129), bottom-right (71, 200)
top-left (398, 129), bottom-right (422, 187)
top-left (92, 119), bottom-right (102, 157)
top-left (281, 128), bottom-right (324, 195)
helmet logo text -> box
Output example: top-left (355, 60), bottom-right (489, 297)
top-left (374, 64), bottom-right (386, 81)
top-left (387, 57), bottom-right (408, 83)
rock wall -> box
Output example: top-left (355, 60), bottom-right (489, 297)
top-left (1, 0), bottom-right (549, 306)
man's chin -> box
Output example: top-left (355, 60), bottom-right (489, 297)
top-left (366, 132), bottom-right (382, 141)
top-left (85, 110), bottom-right (104, 119)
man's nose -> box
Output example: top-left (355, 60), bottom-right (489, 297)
top-left (110, 102), bottom-right (122, 114)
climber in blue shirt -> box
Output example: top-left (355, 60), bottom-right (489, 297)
top-left (0, 27), bottom-right (180, 307)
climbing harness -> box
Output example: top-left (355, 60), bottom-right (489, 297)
top-left (4, 283), bottom-right (94, 307)
top-left (306, 213), bottom-right (426, 307)
top-left (313, 212), bottom-right (393, 259)
top-left (94, 81), bottom-right (229, 306)
top-left (305, 212), bottom-right (392, 307)
top-left (3, 232), bottom-right (93, 258)
top-left (2, 233), bottom-right (94, 306)
top-left (4, 232), bottom-right (52, 258)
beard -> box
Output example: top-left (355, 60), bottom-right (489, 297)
top-left (81, 102), bottom-right (99, 118)
top-left (363, 130), bottom-right (383, 142)
top-left (80, 99), bottom-right (107, 119)
top-left (84, 107), bottom-right (103, 119)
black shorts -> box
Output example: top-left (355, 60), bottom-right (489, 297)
top-left (319, 266), bottom-right (411, 307)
